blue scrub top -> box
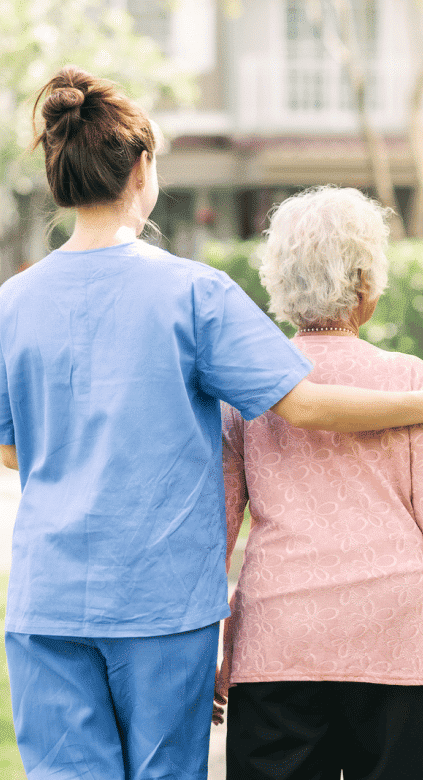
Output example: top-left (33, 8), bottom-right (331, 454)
top-left (0, 240), bottom-right (312, 637)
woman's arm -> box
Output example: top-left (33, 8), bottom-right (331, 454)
top-left (410, 426), bottom-right (423, 534)
top-left (214, 404), bottom-right (248, 714)
top-left (221, 404), bottom-right (248, 573)
top-left (0, 444), bottom-right (18, 470)
top-left (271, 379), bottom-right (423, 433)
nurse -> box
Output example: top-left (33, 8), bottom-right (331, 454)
top-left (2, 65), bottom-right (423, 780)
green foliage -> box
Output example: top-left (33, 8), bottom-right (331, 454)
top-left (203, 239), bottom-right (267, 311)
top-left (0, 573), bottom-right (26, 779)
top-left (0, 0), bottom-right (197, 188)
top-left (360, 240), bottom-right (423, 358)
top-left (201, 239), bottom-right (292, 339)
top-left (201, 238), bottom-right (423, 358)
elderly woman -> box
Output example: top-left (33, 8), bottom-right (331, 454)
top-left (217, 186), bottom-right (423, 780)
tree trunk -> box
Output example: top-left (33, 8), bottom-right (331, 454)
top-left (353, 77), bottom-right (406, 240)
top-left (322, 0), bottom-right (406, 239)
top-left (0, 225), bottom-right (25, 284)
top-left (0, 188), bottom-right (49, 284)
top-left (408, 68), bottom-right (423, 237)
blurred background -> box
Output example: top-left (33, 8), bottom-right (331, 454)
top-left (0, 0), bottom-right (423, 357)
top-left (2, 0), bottom-right (423, 354)
top-left (1, 3), bottom-right (423, 778)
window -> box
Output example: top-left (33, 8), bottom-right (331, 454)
top-left (285, 0), bottom-right (378, 114)
top-left (286, 0), bottom-right (324, 60)
top-left (288, 68), bottom-right (326, 111)
top-left (286, 0), bottom-right (377, 58)
top-left (286, 0), bottom-right (326, 111)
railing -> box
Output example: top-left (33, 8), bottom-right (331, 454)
top-left (236, 53), bottom-right (412, 133)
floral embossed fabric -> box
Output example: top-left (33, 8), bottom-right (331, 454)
top-left (219, 335), bottom-right (423, 691)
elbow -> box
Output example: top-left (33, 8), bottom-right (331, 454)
top-left (282, 404), bottom-right (338, 431)
top-left (287, 413), bottom-right (323, 431)
top-left (271, 395), bottom-right (316, 429)
top-left (271, 380), bottom-right (338, 431)
top-left (2, 456), bottom-right (19, 470)
top-left (270, 380), bottom-right (314, 428)
top-left (281, 404), bottom-right (311, 429)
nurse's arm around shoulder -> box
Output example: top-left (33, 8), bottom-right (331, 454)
top-left (0, 445), bottom-right (18, 470)
top-left (272, 379), bottom-right (423, 433)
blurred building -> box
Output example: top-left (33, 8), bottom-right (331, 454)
top-left (129, 0), bottom-right (420, 256)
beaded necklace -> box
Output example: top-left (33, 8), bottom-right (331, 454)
top-left (297, 326), bottom-right (358, 337)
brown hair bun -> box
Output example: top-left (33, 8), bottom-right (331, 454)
top-left (33, 65), bottom-right (156, 208)
top-left (42, 88), bottom-right (85, 139)
top-left (43, 88), bottom-right (85, 116)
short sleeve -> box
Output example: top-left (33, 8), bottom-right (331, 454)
top-left (0, 339), bottom-right (14, 444)
top-left (195, 271), bottom-right (312, 420)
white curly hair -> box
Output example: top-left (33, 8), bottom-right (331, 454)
top-left (259, 186), bottom-right (390, 328)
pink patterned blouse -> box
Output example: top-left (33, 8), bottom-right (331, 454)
top-left (219, 335), bottom-right (423, 691)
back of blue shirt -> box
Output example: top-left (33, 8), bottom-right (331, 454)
top-left (0, 240), bottom-right (311, 636)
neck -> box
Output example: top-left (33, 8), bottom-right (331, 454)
top-left (296, 293), bottom-right (378, 338)
top-left (59, 203), bottom-right (143, 252)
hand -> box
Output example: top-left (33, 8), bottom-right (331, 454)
top-left (212, 697), bottom-right (226, 726)
top-left (212, 666), bottom-right (227, 726)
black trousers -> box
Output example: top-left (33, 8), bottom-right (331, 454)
top-left (226, 680), bottom-right (423, 780)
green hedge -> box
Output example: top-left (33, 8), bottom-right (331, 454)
top-left (0, 573), bottom-right (26, 779)
top-left (202, 238), bottom-right (423, 359)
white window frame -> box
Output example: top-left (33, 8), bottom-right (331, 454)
top-left (236, 0), bottom-right (411, 134)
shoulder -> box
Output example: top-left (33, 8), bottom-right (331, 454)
top-left (133, 241), bottom-right (237, 303)
top-left (362, 339), bottom-right (423, 366)
top-left (0, 256), bottom-right (53, 311)
top-left (291, 335), bottom-right (423, 391)
top-left (354, 340), bottom-right (423, 390)
top-left (135, 241), bottom-right (230, 283)
top-left (374, 346), bottom-right (423, 389)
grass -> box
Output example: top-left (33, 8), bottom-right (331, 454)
top-left (0, 572), bottom-right (26, 780)
top-left (239, 504), bottom-right (251, 538)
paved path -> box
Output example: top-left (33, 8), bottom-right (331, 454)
top-left (0, 463), bottom-right (233, 780)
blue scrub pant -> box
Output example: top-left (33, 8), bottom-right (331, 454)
top-left (5, 623), bottom-right (219, 780)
